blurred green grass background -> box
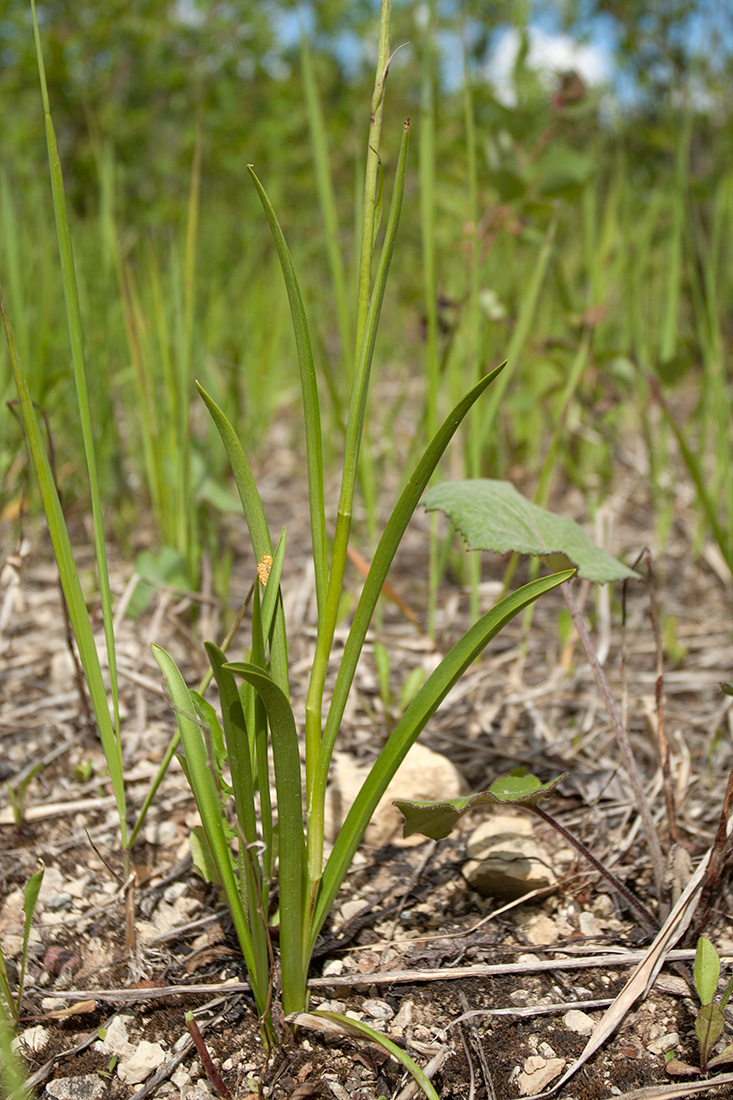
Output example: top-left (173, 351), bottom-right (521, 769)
top-left (2, 0), bottom-right (731, 595)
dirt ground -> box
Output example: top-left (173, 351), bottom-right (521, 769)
top-left (1, 424), bottom-right (733, 1100)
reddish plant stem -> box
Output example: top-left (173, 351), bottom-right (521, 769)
top-left (528, 803), bottom-right (659, 930)
top-left (185, 1012), bottom-right (231, 1100)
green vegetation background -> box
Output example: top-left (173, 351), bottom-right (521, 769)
top-left (2, 0), bottom-right (732, 590)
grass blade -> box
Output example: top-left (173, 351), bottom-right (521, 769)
top-left (30, 1), bottom-right (123, 797)
top-left (305, 118), bottom-right (410, 811)
top-left (248, 167), bottom-right (328, 619)
top-left (0, 289), bottom-right (126, 839)
top-left (152, 644), bottom-right (267, 1015)
top-left (223, 663), bottom-right (306, 1013)
top-left (197, 382), bottom-right (289, 692)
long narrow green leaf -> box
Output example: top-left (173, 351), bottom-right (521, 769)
top-left (260, 528), bottom-right (287, 647)
top-left (197, 382), bottom-right (289, 692)
top-left (0, 290), bottom-right (126, 838)
top-left (151, 644), bottom-right (267, 1014)
top-left (353, 0), bottom-right (392, 364)
top-left (18, 866), bottom-right (44, 1009)
top-left (305, 118), bottom-right (410, 809)
top-left (248, 167), bottom-right (328, 618)
top-left (206, 643), bottom-right (258, 845)
top-left (224, 663), bottom-right (306, 1014)
top-left (247, 586), bottom-right (274, 878)
top-left (30, 2), bottom-right (122, 798)
top-left (312, 569), bottom-right (574, 945)
top-left (300, 32), bottom-right (351, 378)
top-left (205, 642), bottom-right (270, 987)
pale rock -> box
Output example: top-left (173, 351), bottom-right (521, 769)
top-left (463, 814), bottom-right (558, 900)
top-left (0, 933), bottom-right (22, 958)
top-left (45, 1075), bottom-right (105, 1100)
top-left (647, 1032), bottom-right (679, 1055)
top-left (322, 958), bottom-right (344, 978)
top-left (94, 1014), bottom-right (134, 1057)
top-left (563, 1010), bottom-right (595, 1035)
top-left (172, 1065), bottom-right (191, 1088)
top-left (592, 893), bottom-right (615, 919)
top-left (36, 866), bottom-right (65, 908)
top-left (363, 998), bottom-right (394, 1021)
top-left (50, 648), bottom-right (76, 694)
top-left (340, 899), bottom-right (367, 924)
top-left (174, 894), bottom-right (200, 916)
top-left (163, 882), bottom-right (187, 904)
top-left (183, 1082), bottom-right (215, 1099)
top-left (578, 910), bottom-right (603, 938)
top-left (13, 1025), bottom-right (50, 1054)
top-left (65, 874), bottom-right (91, 899)
top-left (144, 820), bottom-right (178, 846)
top-left (324, 1079), bottom-right (351, 1100)
top-left (45, 892), bottom-right (73, 912)
top-left (516, 1055), bottom-right (565, 1095)
top-left (325, 743), bottom-right (464, 848)
top-left (522, 913), bottom-right (559, 946)
top-left (392, 1000), bottom-right (413, 1033)
top-left (117, 1039), bottom-right (166, 1084)
top-left (137, 899), bottom-right (184, 939)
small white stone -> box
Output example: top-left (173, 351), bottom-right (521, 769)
top-left (145, 820), bottom-right (178, 846)
top-left (362, 999), bottom-right (394, 1021)
top-left (186, 1082), bottom-right (216, 1099)
top-left (340, 899), bottom-right (366, 923)
top-left (94, 1014), bottom-right (134, 1056)
top-left (45, 1074), bottom-right (105, 1100)
top-left (578, 911), bottom-right (603, 937)
top-left (13, 1025), bottom-right (50, 1054)
top-left (647, 1032), bottom-right (679, 1055)
top-left (516, 1056), bottom-right (565, 1095)
top-left (171, 1066), bottom-right (191, 1087)
top-left (563, 1010), bottom-right (595, 1036)
top-left (392, 1000), bottom-right (413, 1032)
top-left (117, 1040), bottom-right (166, 1084)
top-left (525, 914), bottom-right (559, 945)
top-left (321, 958), bottom-right (344, 978)
top-left (163, 881), bottom-right (187, 904)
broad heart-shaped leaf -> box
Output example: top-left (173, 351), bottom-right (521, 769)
top-left (423, 480), bottom-right (638, 583)
top-left (395, 772), bottom-right (567, 841)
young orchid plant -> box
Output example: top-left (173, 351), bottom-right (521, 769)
top-left (2, 0), bottom-right (573, 1065)
top-left (151, 0), bottom-right (572, 1041)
